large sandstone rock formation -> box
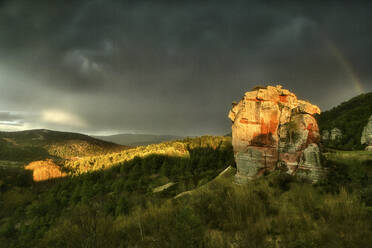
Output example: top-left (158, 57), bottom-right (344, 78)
top-left (361, 115), bottom-right (372, 151)
top-left (228, 85), bottom-right (324, 183)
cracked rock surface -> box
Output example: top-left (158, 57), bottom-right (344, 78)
top-left (228, 85), bottom-right (325, 183)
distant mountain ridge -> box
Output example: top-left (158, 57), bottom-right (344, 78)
top-left (317, 92), bottom-right (372, 150)
top-left (0, 129), bottom-right (126, 162)
top-left (94, 133), bottom-right (183, 146)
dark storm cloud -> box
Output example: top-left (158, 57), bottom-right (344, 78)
top-left (0, 111), bottom-right (24, 126)
top-left (0, 0), bottom-right (371, 135)
top-left (0, 112), bottom-right (22, 122)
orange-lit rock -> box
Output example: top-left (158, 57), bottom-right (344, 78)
top-left (229, 85), bottom-right (324, 183)
top-left (25, 160), bottom-right (67, 182)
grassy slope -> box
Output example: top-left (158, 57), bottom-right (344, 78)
top-left (323, 149), bottom-right (372, 190)
top-left (0, 129), bottom-right (126, 163)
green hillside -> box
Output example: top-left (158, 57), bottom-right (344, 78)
top-left (317, 92), bottom-right (372, 150)
top-left (0, 129), bottom-right (126, 163)
top-left (0, 135), bottom-right (371, 247)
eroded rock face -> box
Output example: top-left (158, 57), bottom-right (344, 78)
top-left (228, 85), bottom-right (324, 183)
top-left (330, 128), bottom-right (342, 141)
top-left (25, 160), bottom-right (67, 182)
top-left (361, 115), bottom-right (372, 151)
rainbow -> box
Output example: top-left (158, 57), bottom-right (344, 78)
top-left (325, 38), bottom-right (364, 94)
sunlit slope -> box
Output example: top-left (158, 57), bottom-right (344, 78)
top-left (65, 136), bottom-right (233, 173)
top-left (0, 129), bottom-right (126, 162)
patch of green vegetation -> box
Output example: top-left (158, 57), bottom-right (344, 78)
top-left (0, 140), bottom-right (50, 163)
top-left (320, 150), bottom-right (372, 204)
top-left (317, 92), bottom-right (372, 150)
top-left (109, 175), bottom-right (371, 248)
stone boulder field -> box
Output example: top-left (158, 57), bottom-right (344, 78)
top-left (229, 85), bottom-right (325, 183)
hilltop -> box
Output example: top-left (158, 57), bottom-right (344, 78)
top-left (0, 129), bottom-right (126, 162)
top-left (94, 133), bottom-right (183, 146)
top-left (317, 92), bottom-right (372, 150)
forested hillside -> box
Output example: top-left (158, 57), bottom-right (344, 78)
top-left (0, 129), bottom-right (126, 162)
top-left (64, 136), bottom-right (231, 174)
top-left (0, 136), bottom-right (371, 247)
top-left (317, 92), bottom-right (372, 150)
top-left (0, 136), bottom-right (236, 247)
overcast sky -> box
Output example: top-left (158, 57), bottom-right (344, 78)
top-left (0, 0), bottom-right (371, 136)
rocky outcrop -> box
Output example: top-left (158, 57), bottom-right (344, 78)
top-left (321, 128), bottom-right (342, 142)
top-left (361, 115), bottom-right (372, 151)
top-left (152, 182), bottom-right (176, 193)
top-left (25, 160), bottom-right (67, 182)
top-left (330, 128), bottom-right (342, 141)
top-left (228, 85), bottom-right (325, 183)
